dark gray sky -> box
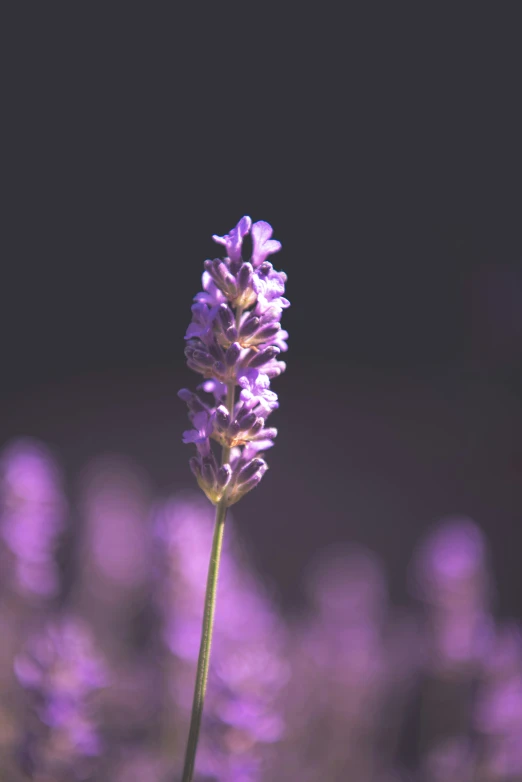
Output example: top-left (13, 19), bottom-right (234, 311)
top-left (2, 5), bottom-right (521, 392)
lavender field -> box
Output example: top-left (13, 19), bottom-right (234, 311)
top-left (1, 431), bottom-right (521, 781)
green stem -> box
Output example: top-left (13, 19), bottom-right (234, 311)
top-left (181, 496), bottom-right (228, 782)
top-left (181, 372), bottom-right (237, 782)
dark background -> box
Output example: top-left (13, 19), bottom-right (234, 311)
top-left (2, 7), bottom-right (522, 615)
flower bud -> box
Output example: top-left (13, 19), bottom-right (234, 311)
top-left (237, 458), bottom-right (266, 485)
top-left (215, 406), bottom-right (230, 429)
top-left (249, 346), bottom-right (280, 368)
top-left (225, 342), bottom-right (241, 367)
top-left (217, 464), bottom-right (232, 489)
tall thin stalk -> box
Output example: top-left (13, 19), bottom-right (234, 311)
top-left (179, 216), bottom-right (288, 779)
top-left (181, 495), bottom-right (228, 782)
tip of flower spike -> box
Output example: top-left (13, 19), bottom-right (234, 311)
top-left (251, 221), bottom-right (282, 268)
top-left (212, 216), bottom-right (252, 263)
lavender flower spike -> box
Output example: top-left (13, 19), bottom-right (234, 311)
top-left (178, 217), bottom-right (288, 782)
top-left (180, 215), bottom-right (288, 507)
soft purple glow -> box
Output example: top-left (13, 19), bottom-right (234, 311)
top-left (78, 455), bottom-right (152, 593)
top-left (412, 516), bottom-right (489, 606)
top-left (0, 439), bottom-right (67, 598)
top-left (0, 436), bottom-right (520, 779)
top-left (280, 546), bottom-right (390, 781)
top-left (15, 616), bottom-right (107, 778)
top-left (305, 545), bottom-right (388, 692)
top-left (411, 517), bottom-right (493, 670)
top-left (474, 622), bottom-right (522, 778)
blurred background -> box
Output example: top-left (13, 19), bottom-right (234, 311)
top-left (1, 5), bottom-right (522, 780)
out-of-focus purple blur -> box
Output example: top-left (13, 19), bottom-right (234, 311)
top-left (1, 424), bottom-right (522, 780)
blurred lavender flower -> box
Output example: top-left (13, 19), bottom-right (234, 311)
top-left (475, 622), bottom-right (522, 780)
top-left (75, 455), bottom-right (153, 644)
top-left (179, 216), bottom-right (288, 506)
top-left (77, 456), bottom-right (152, 595)
top-left (0, 440), bottom-right (69, 777)
top-left (14, 616), bottom-right (107, 781)
top-left (410, 518), bottom-right (495, 781)
top-left (74, 456), bottom-right (161, 748)
top-left (280, 545), bottom-right (390, 782)
top-left (411, 516), bottom-right (493, 673)
top-left (0, 439), bottom-right (67, 600)
top-left (154, 493), bottom-right (289, 781)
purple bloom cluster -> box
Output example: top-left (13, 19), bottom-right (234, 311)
top-left (475, 623), bottom-right (522, 779)
top-left (411, 516), bottom-right (493, 671)
top-left (281, 547), bottom-right (390, 781)
top-left (14, 617), bottom-right (107, 780)
top-left (179, 216), bottom-right (289, 506)
top-left (409, 518), bottom-right (522, 781)
top-left (5, 434), bottom-right (522, 781)
top-left (0, 439), bottom-right (67, 599)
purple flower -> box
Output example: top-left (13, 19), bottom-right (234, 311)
top-left (194, 271), bottom-right (228, 308)
top-left (185, 301), bottom-right (220, 344)
top-left (213, 215), bottom-right (252, 263)
top-left (411, 516), bottom-right (490, 608)
top-left (238, 368), bottom-right (279, 415)
top-left (199, 377), bottom-right (227, 401)
top-left (279, 546), bottom-right (390, 780)
top-left (180, 216), bottom-right (288, 506)
top-left (252, 264), bottom-right (288, 310)
top-left (0, 439), bottom-right (67, 599)
top-left (15, 616), bottom-right (107, 780)
top-left (410, 517), bottom-right (493, 671)
top-left (251, 221), bottom-right (282, 268)
top-left (474, 622), bottom-right (522, 779)
top-left (77, 455), bottom-right (153, 595)
top-left (182, 410), bottom-right (215, 456)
